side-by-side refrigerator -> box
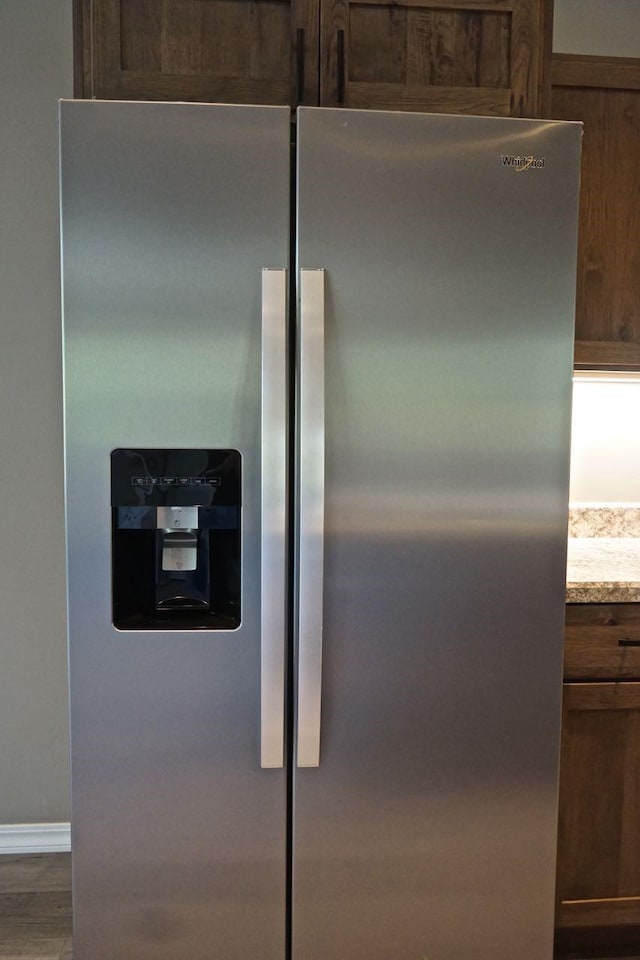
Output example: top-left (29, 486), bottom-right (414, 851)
top-left (59, 101), bottom-right (581, 960)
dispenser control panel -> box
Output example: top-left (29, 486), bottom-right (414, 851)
top-left (111, 448), bottom-right (241, 631)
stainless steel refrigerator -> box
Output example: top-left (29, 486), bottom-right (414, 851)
top-left (60, 101), bottom-right (581, 960)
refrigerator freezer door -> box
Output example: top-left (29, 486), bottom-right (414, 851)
top-left (293, 108), bottom-right (581, 960)
top-left (61, 102), bottom-right (290, 960)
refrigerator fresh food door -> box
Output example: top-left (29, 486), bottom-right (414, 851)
top-left (294, 108), bottom-right (581, 960)
top-left (60, 101), bottom-right (290, 960)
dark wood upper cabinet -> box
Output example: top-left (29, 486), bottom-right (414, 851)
top-left (551, 54), bottom-right (640, 369)
top-left (75, 0), bottom-right (319, 105)
top-left (75, 0), bottom-right (551, 116)
top-left (320, 0), bottom-right (551, 115)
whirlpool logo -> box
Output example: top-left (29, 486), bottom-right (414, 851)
top-left (500, 154), bottom-right (546, 171)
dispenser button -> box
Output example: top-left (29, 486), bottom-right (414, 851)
top-left (157, 506), bottom-right (199, 530)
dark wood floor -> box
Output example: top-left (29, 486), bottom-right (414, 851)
top-left (0, 854), bottom-right (71, 959)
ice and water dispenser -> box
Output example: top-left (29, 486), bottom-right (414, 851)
top-left (111, 449), bottom-right (241, 630)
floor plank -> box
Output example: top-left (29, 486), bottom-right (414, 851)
top-left (0, 940), bottom-right (68, 959)
top-left (0, 857), bottom-right (70, 895)
top-left (0, 856), bottom-right (71, 959)
top-left (57, 940), bottom-right (72, 960)
top-left (0, 891), bottom-right (71, 940)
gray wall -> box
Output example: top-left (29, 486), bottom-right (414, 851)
top-left (0, 0), bottom-right (73, 822)
top-left (554, 0), bottom-right (640, 57)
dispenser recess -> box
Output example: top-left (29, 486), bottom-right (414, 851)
top-left (111, 448), bottom-right (241, 630)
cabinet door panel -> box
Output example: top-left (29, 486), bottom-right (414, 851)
top-left (319, 0), bottom-right (550, 116)
top-left (556, 683), bottom-right (640, 931)
top-left (78, 0), bottom-right (319, 104)
top-left (552, 55), bottom-right (640, 367)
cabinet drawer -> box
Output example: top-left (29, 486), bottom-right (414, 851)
top-left (565, 604), bottom-right (640, 680)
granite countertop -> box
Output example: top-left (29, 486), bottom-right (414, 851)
top-left (566, 537), bottom-right (640, 603)
top-left (566, 506), bottom-right (640, 603)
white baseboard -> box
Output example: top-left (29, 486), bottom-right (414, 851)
top-left (0, 822), bottom-right (71, 855)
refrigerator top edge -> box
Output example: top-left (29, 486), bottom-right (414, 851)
top-left (58, 98), bottom-right (292, 121)
top-left (297, 103), bottom-right (583, 131)
top-left (57, 99), bottom-right (582, 132)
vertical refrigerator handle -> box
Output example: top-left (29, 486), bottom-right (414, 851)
top-left (297, 268), bottom-right (325, 768)
top-left (261, 268), bottom-right (287, 769)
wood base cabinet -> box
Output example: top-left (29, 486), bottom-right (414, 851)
top-left (75, 0), bottom-right (552, 116)
top-left (556, 605), bottom-right (640, 956)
